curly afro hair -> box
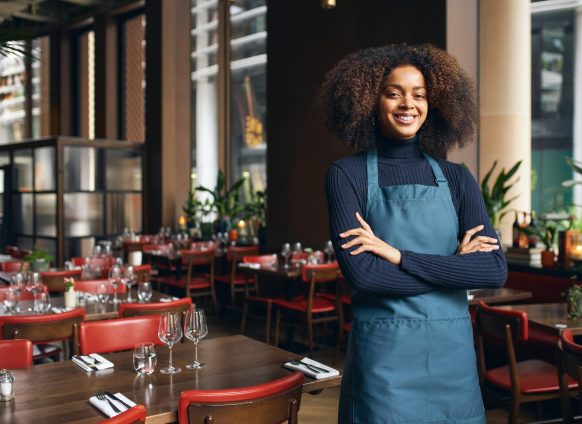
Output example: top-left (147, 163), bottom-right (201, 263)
top-left (318, 44), bottom-right (477, 157)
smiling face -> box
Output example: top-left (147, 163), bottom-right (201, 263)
top-left (377, 65), bottom-right (428, 140)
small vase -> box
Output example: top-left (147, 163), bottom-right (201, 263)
top-left (64, 290), bottom-right (76, 308)
top-left (541, 250), bottom-right (556, 268)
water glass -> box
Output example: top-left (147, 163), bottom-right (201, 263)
top-left (137, 282), bottom-right (153, 302)
top-left (184, 308), bottom-right (209, 369)
top-left (96, 283), bottom-right (110, 304)
top-left (158, 312), bottom-right (183, 374)
top-left (2, 291), bottom-right (17, 314)
top-left (33, 292), bottom-right (51, 314)
top-left (9, 273), bottom-right (25, 312)
top-left (133, 343), bottom-right (157, 375)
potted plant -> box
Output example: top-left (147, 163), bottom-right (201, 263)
top-left (481, 160), bottom-right (522, 235)
top-left (244, 189), bottom-right (267, 244)
top-left (538, 222), bottom-right (559, 268)
top-left (183, 190), bottom-right (213, 239)
top-left (567, 284), bottom-right (582, 318)
top-left (23, 249), bottom-right (53, 272)
top-left (64, 278), bottom-right (76, 308)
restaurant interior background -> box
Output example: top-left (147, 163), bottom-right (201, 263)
top-left (0, 0), bottom-right (576, 264)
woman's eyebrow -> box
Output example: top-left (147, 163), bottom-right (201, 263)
top-left (384, 83), bottom-right (426, 90)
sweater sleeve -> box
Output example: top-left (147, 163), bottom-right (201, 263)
top-left (400, 166), bottom-right (508, 289)
top-left (326, 164), bottom-right (436, 296)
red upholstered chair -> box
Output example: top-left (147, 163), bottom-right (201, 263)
top-left (240, 254), bottom-right (279, 343)
top-left (119, 297), bottom-right (192, 319)
top-left (178, 372), bottom-right (304, 424)
top-left (558, 329), bottom-right (582, 423)
top-left (0, 260), bottom-right (23, 272)
top-left (0, 308), bottom-right (85, 361)
top-left (476, 301), bottom-right (577, 423)
top-left (132, 264), bottom-right (152, 283)
top-left (214, 245), bottom-right (259, 308)
top-left (75, 315), bottom-right (163, 355)
top-left (0, 339), bottom-right (33, 368)
top-left (74, 279), bottom-right (127, 295)
top-left (40, 269), bottom-right (83, 293)
top-left (0, 286), bottom-right (36, 301)
top-left (156, 249), bottom-right (217, 315)
top-left (97, 404), bottom-right (147, 424)
top-left (274, 263), bottom-right (340, 356)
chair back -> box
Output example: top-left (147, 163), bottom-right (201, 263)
top-left (180, 250), bottom-right (215, 298)
top-left (119, 297), bottom-right (192, 318)
top-left (0, 339), bottom-right (33, 368)
top-left (0, 308), bottom-right (86, 344)
top-left (74, 279), bottom-right (127, 294)
top-left (558, 329), bottom-right (582, 422)
top-left (475, 301), bottom-right (529, 385)
top-left (301, 262), bottom-right (339, 284)
top-left (0, 260), bottom-right (22, 272)
top-left (178, 372), bottom-right (304, 424)
top-left (242, 254), bottom-right (278, 266)
top-left (75, 315), bottom-right (163, 355)
top-left (132, 264), bottom-right (152, 283)
top-left (97, 404), bottom-right (147, 424)
top-left (0, 286), bottom-right (35, 301)
top-left (40, 269), bottom-right (83, 293)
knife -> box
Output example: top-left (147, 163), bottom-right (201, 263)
top-left (73, 355), bottom-right (98, 371)
top-left (289, 360), bottom-right (328, 374)
top-left (104, 391), bottom-right (133, 410)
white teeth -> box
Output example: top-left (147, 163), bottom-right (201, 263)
top-left (395, 115), bottom-right (415, 122)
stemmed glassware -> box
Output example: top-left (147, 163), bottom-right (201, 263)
top-left (96, 283), bottom-right (110, 304)
top-left (281, 243), bottom-right (291, 268)
top-left (324, 240), bottom-right (335, 263)
top-left (108, 265), bottom-right (123, 304)
top-left (9, 273), bottom-right (25, 312)
top-left (158, 312), bottom-right (183, 374)
top-left (137, 281), bottom-right (152, 302)
top-left (26, 272), bottom-right (44, 312)
top-left (184, 308), bottom-right (208, 369)
top-left (124, 266), bottom-right (137, 303)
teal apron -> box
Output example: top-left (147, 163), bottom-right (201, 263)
top-left (338, 149), bottom-right (485, 424)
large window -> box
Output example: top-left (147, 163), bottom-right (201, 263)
top-left (190, 0), bottom-right (266, 197)
top-left (531, 11), bottom-right (574, 214)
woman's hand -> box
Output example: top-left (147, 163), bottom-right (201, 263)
top-left (339, 212), bottom-right (402, 265)
top-left (457, 225), bottom-right (500, 255)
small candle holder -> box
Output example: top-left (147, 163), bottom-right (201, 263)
top-left (0, 369), bottom-right (15, 402)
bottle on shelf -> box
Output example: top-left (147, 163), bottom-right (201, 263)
top-left (512, 210), bottom-right (521, 248)
top-left (519, 211), bottom-right (529, 249)
top-left (528, 210), bottom-right (538, 248)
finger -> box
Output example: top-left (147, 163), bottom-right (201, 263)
top-left (460, 225), bottom-right (484, 246)
top-left (475, 236), bottom-right (499, 244)
top-left (355, 212), bottom-right (374, 235)
top-left (339, 228), bottom-right (366, 239)
top-left (341, 236), bottom-right (368, 249)
top-left (349, 245), bottom-right (369, 256)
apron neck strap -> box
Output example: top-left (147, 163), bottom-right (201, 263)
top-left (367, 148), bottom-right (379, 187)
top-left (422, 153), bottom-right (448, 187)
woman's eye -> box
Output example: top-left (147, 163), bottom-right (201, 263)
top-left (386, 92), bottom-right (400, 98)
top-left (414, 93), bottom-right (426, 99)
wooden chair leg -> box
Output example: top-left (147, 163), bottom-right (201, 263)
top-left (241, 300), bottom-right (248, 335)
top-left (307, 314), bottom-right (314, 356)
top-left (230, 285), bottom-right (236, 308)
top-left (275, 309), bottom-right (281, 347)
top-left (265, 303), bottom-right (272, 344)
top-left (508, 398), bottom-right (520, 424)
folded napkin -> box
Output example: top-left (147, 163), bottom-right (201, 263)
top-left (159, 296), bottom-right (180, 303)
top-left (284, 357), bottom-right (340, 380)
top-left (51, 307), bottom-right (74, 314)
top-left (239, 262), bottom-right (261, 269)
top-left (73, 353), bottom-right (115, 372)
top-left (89, 392), bottom-right (136, 418)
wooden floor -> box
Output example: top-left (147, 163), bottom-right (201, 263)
top-left (205, 312), bottom-right (563, 423)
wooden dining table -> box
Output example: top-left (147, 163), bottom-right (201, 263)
top-left (2, 335), bottom-right (342, 424)
top-left (467, 288), bottom-right (533, 306)
top-left (495, 302), bottom-right (582, 335)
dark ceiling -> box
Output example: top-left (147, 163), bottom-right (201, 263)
top-left (0, 0), bottom-right (135, 40)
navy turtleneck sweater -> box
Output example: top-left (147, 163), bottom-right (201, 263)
top-left (325, 135), bottom-right (507, 295)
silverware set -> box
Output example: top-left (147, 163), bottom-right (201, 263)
top-left (95, 390), bottom-right (132, 413)
top-left (288, 359), bottom-right (329, 374)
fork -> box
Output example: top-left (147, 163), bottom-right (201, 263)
top-left (96, 391), bottom-right (121, 413)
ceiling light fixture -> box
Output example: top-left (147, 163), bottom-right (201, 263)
top-left (321, 0), bottom-right (336, 9)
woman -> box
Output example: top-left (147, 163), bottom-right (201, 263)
top-left (322, 44), bottom-right (507, 423)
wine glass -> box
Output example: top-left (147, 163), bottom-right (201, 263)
top-left (158, 312), bottom-right (183, 374)
top-left (3, 290), bottom-right (18, 314)
top-left (137, 281), bottom-right (153, 302)
top-left (34, 292), bottom-right (51, 314)
top-left (96, 283), bottom-right (110, 304)
top-left (133, 342), bottom-right (157, 375)
top-left (184, 308), bottom-right (209, 369)
top-left (26, 272), bottom-right (44, 312)
top-left (108, 264), bottom-right (123, 304)
top-left (281, 243), bottom-right (291, 268)
top-left (324, 240), bottom-right (335, 263)
top-left (10, 273), bottom-right (25, 312)
top-left (123, 266), bottom-right (137, 303)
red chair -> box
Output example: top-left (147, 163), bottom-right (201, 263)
top-left (274, 263), bottom-right (340, 355)
top-left (214, 246), bottom-right (259, 308)
top-left (178, 372), bottom-right (304, 424)
top-left (119, 297), bottom-right (192, 318)
top-left (97, 404), bottom-right (147, 424)
top-left (476, 301), bottom-right (577, 423)
top-left (75, 315), bottom-right (163, 355)
top-left (240, 254), bottom-right (279, 343)
top-left (40, 269), bottom-right (83, 293)
top-left (74, 279), bottom-right (127, 295)
top-left (0, 339), bottom-right (33, 368)
top-left (0, 308), bottom-right (86, 361)
top-left (558, 329), bottom-right (582, 423)
top-left (132, 264), bottom-right (152, 283)
top-left (156, 249), bottom-right (217, 315)
top-left (0, 286), bottom-right (36, 301)
top-left (0, 260), bottom-right (22, 272)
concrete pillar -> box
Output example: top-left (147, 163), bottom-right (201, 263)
top-left (480, 0), bottom-right (531, 244)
